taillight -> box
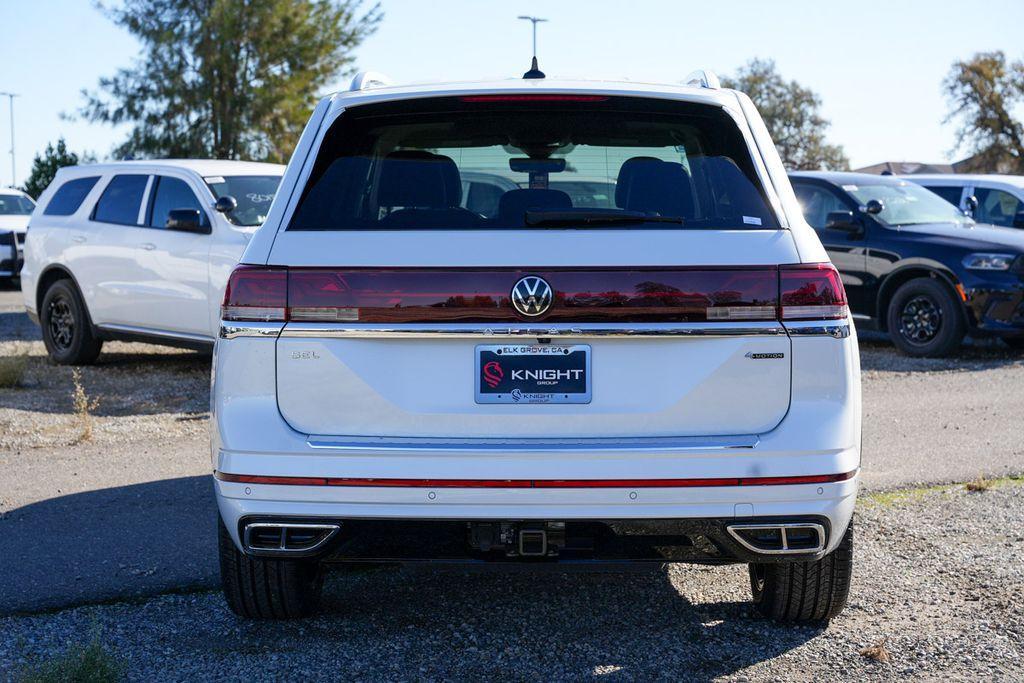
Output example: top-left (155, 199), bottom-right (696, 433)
top-left (779, 263), bottom-right (848, 320)
top-left (220, 265), bottom-right (848, 324)
top-left (222, 265), bottom-right (287, 321)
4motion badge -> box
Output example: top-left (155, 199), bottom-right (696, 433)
top-left (745, 352), bottom-right (785, 360)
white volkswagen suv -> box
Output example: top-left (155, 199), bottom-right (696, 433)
top-left (20, 160), bottom-right (283, 363)
top-left (213, 72), bottom-right (861, 623)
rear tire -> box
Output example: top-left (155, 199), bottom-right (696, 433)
top-left (886, 277), bottom-right (965, 357)
top-left (748, 523), bottom-right (853, 623)
top-left (40, 279), bottom-right (102, 365)
top-left (218, 519), bottom-right (324, 619)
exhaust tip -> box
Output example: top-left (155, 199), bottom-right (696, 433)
top-left (243, 522), bottom-right (340, 554)
top-left (726, 522), bottom-right (825, 555)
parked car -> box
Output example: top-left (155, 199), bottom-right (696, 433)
top-left (461, 171), bottom-right (617, 217)
top-left (906, 173), bottom-right (1024, 229)
top-left (20, 160), bottom-right (284, 364)
top-left (0, 188), bottom-right (36, 283)
top-left (790, 171), bottom-right (1024, 355)
top-left (212, 71), bottom-right (861, 623)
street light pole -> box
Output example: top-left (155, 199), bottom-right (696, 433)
top-left (0, 92), bottom-right (18, 188)
top-left (517, 15), bottom-right (547, 59)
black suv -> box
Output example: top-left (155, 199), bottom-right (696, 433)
top-left (790, 172), bottom-right (1024, 356)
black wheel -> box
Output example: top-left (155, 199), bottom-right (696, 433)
top-left (886, 277), bottom-right (965, 357)
top-left (749, 524), bottom-right (853, 623)
top-left (40, 279), bottom-right (102, 365)
top-left (218, 518), bottom-right (324, 619)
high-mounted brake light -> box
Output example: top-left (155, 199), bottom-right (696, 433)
top-left (459, 95), bottom-right (609, 103)
top-left (779, 263), bottom-right (848, 320)
top-left (222, 265), bottom-right (287, 322)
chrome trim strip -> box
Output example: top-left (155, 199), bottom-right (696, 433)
top-left (243, 522), bottom-right (340, 554)
top-left (280, 322), bottom-right (786, 339)
top-left (306, 434), bottom-right (759, 452)
top-left (96, 323), bottom-right (213, 343)
top-left (783, 321), bottom-right (851, 338)
top-left (726, 522), bottom-right (826, 555)
top-left (219, 322), bottom-right (286, 339)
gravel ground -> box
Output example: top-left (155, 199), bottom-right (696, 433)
top-left (1, 480), bottom-right (1021, 681)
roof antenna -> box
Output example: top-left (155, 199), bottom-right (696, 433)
top-left (518, 15), bottom-right (547, 79)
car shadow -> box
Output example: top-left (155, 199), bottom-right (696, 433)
top-left (857, 329), bottom-right (1024, 372)
top-left (3, 476), bottom-right (823, 677)
top-left (0, 476), bottom-right (219, 616)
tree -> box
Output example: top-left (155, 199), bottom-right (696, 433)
top-left (944, 51), bottom-right (1024, 174)
top-left (721, 59), bottom-right (849, 171)
top-left (21, 138), bottom-right (94, 199)
top-left (79, 0), bottom-right (381, 162)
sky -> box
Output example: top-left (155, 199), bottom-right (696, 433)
top-left (1, 0), bottom-right (1023, 188)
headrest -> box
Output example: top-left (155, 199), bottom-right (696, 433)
top-left (377, 151), bottom-right (462, 209)
top-left (497, 188), bottom-right (573, 223)
top-left (615, 156), bottom-right (694, 218)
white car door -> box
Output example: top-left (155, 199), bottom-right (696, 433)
top-left (77, 173), bottom-right (153, 327)
top-left (126, 173), bottom-right (215, 338)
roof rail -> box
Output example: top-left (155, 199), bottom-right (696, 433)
top-left (684, 69), bottom-right (721, 90)
top-left (349, 71), bottom-right (393, 92)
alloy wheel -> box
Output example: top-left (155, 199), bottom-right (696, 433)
top-left (899, 295), bottom-right (942, 345)
top-left (47, 296), bottom-right (75, 351)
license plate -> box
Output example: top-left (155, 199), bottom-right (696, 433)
top-left (476, 344), bottom-right (591, 404)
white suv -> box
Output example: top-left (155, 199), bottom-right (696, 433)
top-left (20, 160), bottom-right (283, 363)
top-left (213, 72), bottom-right (861, 623)
top-left (0, 188), bottom-right (36, 282)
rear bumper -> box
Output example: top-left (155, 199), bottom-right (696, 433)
top-left (215, 472), bottom-right (858, 559)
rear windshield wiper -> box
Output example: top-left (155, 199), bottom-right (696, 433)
top-left (524, 209), bottom-right (684, 228)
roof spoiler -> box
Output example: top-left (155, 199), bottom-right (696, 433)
top-left (683, 69), bottom-right (721, 90)
top-left (349, 71), bottom-right (393, 91)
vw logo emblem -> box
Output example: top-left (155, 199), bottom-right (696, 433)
top-left (511, 276), bottom-right (553, 317)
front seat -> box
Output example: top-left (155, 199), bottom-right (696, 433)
top-left (496, 188), bottom-right (573, 226)
top-left (377, 151), bottom-right (479, 228)
top-left (615, 157), bottom-right (695, 219)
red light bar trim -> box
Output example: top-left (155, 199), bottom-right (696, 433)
top-left (215, 470), bottom-right (856, 488)
top-left (459, 95), bottom-right (610, 103)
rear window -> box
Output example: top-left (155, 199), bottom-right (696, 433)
top-left (289, 96), bottom-right (779, 231)
top-left (43, 176), bottom-right (100, 216)
top-left (92, 174), bottom-right (149, 225)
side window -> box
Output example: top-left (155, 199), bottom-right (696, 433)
top-left (43, 176), bottom-right (100, 216)
top-left (793, 184), bottom-right (847, 230)
top-left (923, 185), bottom-right (964, 208)
top-left (973, 188), bottom-right (1021, 227)
top-left (147, 176), bottom-right (206, 229)
top-left (92, 175), bottom-right (149, 225)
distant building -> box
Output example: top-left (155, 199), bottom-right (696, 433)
top-left (853, 161), bottom-right (954, 175)
top-left (854, 153), bottom-right (1014, 175)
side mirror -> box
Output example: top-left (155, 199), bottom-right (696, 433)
top-left (964, 195), bottom-right (979, 215)
top-left (1013, 210), bottom-right (1024, 229)
top-left (166, 208), bottom-right (209, 234)
top-left (864, 199), bottom-right (885, 215)
top-left (214, 195), bottom-right (238, 214)
top-left (825, 210), bottom-right (860, 232)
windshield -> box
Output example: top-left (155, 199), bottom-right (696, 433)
top-left (204, 175), bottom-right (282, 226)
top-left (847, 181), bottom-right (972, 227)
top-left (289, 96), bottom-right (779, 231)
top-left (0, 194), bottom-right (35, 215)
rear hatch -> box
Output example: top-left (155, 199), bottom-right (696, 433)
top-left (226, 94), bottom-right (837, 439)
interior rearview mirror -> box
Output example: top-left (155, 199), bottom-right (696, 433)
top-left (214, 195), bottom-right (238, 214)
top-left (864, 199), bottom-right (884, 215)
top-left (166, 208), bottom-right (209, 234)
top-left (825, 210), bottom-right (860, 232)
